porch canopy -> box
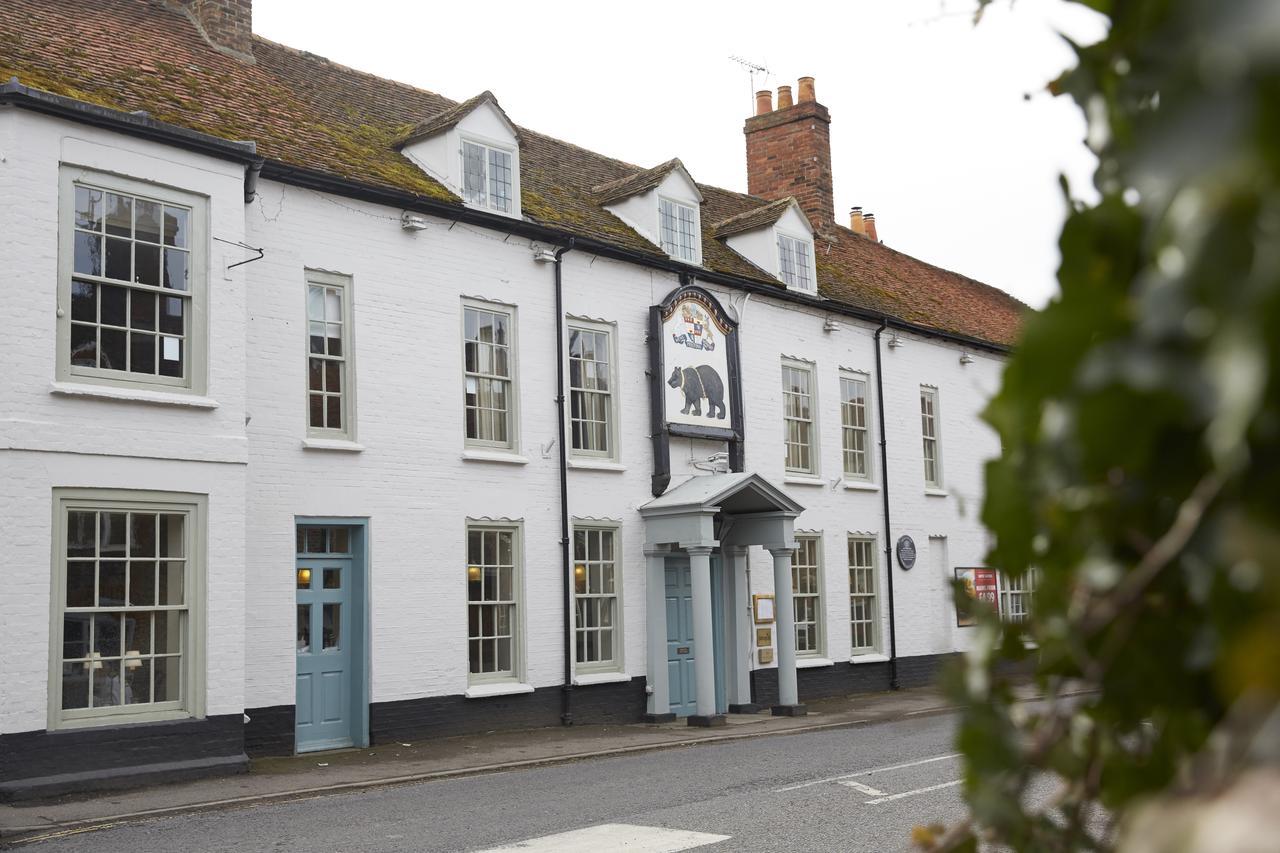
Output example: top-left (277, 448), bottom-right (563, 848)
top-left (639, 472), bottom-right (805, 725)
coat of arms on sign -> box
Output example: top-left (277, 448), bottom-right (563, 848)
top-left (672, 303), bottom-right (716, 351)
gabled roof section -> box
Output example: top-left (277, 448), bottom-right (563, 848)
top-left (395, 89), bottom-right (520, 148)
top-left (712, 197), bottom-right (807, 239)
top-left (640, 472), bottom-right (804, 515)
top-left (0, 0), bottom-right (1028, 348)
top-left (592, 158), bottom-right (703, 206)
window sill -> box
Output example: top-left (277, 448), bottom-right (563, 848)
top-left (783, 474), bottom-right (825, 487)
top-left (50, 381), bottom-right (217, 409)
top-left (464, 682), bottom-right (535, 699)
top-left (850, 653), bottom-right (890, 664)
top-left (568, 458), bottom-right (626, 473)
top-left (842, 480), bottom-right (879, 492)
top-left (302, 438), bottom-right (364, 452)
top-left (461, 449), bottom-right (530, 465)
top-left (796, 657), bottom-right (834, 669)
top-left (53, 708), bottom-right (194, 730)
top-left (572, 671), bottom-right (631, 686)
top-left (924, 488), bottom-right (949, 498)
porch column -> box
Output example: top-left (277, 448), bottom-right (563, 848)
top-left (687, 545), bottom-right (725, 726)
top-left (643, 548), bottom-right (674, 722)
top-left (770, 546), bottom-right (807, 715)
top-left (726, 546), bottom-right (756, 711)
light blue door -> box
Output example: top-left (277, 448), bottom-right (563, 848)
top-left (665, 561), bottom-right (697, 717)
top-left (296, 554), bottom-right (355, 751)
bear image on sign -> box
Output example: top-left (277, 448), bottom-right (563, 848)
top-left (667, 365), bottom-right (726, 419)
top-left (661, 292), bottom-right (735, 432)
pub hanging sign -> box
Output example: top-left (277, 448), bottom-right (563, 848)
top-left (648, 280), bottom-right (745, 496)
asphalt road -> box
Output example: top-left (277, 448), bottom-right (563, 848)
top-left (20, 713), bottom-right (995, 852)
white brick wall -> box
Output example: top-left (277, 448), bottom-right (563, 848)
top-left (1, 109), bottom-right (1006, 733)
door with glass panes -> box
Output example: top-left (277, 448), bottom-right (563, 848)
top-left (295, 526), bottom-right (357, 752)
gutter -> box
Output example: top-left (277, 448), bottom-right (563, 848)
top-left (874, 319), bottom-right (900, 690)
top-left (552, 239), bottom-right (576, 725)
top-left (1, 81), bottom-right (1014, 356)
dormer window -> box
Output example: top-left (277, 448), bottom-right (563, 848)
top-left (462, 139), bottom-right (514, 214)
top-left (659, 197), bottom-right (699, 262)
top-left (778, 233), bottom-right (814, 292)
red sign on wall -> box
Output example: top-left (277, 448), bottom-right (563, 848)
top-left (955, 567), bottom-right (999, 626)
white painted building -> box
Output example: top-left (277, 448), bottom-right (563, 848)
top-left (0, 0), bottom-right (1026, 799)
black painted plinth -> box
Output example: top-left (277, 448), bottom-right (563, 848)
top-left (771, 703), bottom-right (808, 717)
top-left (728, 703), bottom-right (761, 714)
top-left (642, 712), bottom-right (677, 724)
top-left (687, 714), bottom-right (727, 727)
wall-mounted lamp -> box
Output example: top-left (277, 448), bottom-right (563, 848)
top-left (467, 565), bottom-right (481, 582)
top-left (887, 333), bottom-right (903, 349)
top-left (532, 247), bottom-right (558, 264)
top-left (959, 352), bottom-right (975, 365)
top-left (400, 211), bottom-right (429, 231)
top-left (822, 318), bottom-right (841, 333)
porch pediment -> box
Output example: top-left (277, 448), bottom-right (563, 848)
top-left (639, 472), bottom-right (802, 551)
top-left (639, 472), bottom-right (804, 517)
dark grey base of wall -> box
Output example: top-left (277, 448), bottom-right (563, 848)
top-left (750, 653), bottom-right (957, 708)
top-left (370, 677), bottom-right (648, 747)
top-left (244, 704), bottom-right (295, 757)
top-left (0, 715), bottom-right (247, 802)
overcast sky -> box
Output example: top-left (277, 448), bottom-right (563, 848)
top-left (254, 0), bottom-right (1108, 308)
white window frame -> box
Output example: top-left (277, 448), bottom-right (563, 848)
top-left (462, 298), bottom-right (520, 453)
top-left (304, 270), bottom-right (356, 440)
top-left (921, 386), bottom-right (943, 488)
top-left (782, 358), bottom-right (819, 476)
top-left (791, 534), bottom-right (824, 658)
top-left (460, 135), bottom-right (518, 215)
top-left (48, 489), bottom-right (207, 730)
top-left (566, 318), bottom-right (620, 462)
top-left (848, 535), bottom-right (879, 654)
top-left (57, 168), bottom-right (208, 395)
top-left (776, 229), bottom-right (816, 293)
top-left (465, 520), bottom-right (525, 686)
top-left (657, 196), bottom-right (701, 264)
top-left (840, 371), bottom-right (873, 482)
top-left (572, 522), bottom-right (624, 675)
top-left (999, 570), bottom-right (1037, 624)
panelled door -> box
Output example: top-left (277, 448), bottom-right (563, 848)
top-left (665, 560), bottom-right (697, 717)
top-left (296, 551), bottom-right (355, 752)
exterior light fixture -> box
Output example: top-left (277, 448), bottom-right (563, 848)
top-left (823, 318), bottom-right (841, 333)
top-left (887, 333), bottom-right (903, 349)
top-left (400, 211), bottom-right (429, 231)
top-left (959, 352), bottom-right (975, 365)
top-left (532, 247), bottom-right (558, 263)
top-left (467, 565), bottom-right (481, 582)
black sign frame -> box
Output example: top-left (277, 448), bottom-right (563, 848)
top-left (649, 277), bottom-right (745, 496)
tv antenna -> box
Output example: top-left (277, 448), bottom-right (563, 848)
top-left (729, 55), bottom-right (771, 105)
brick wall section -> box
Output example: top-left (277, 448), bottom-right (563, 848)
top-left (750, 653), bottom-right (954, 708)
top-left (367, 680), bottom-right (647, 749)
top-left (744, 101), bottom-right (836, 231)
top-left (243, 704), bottom-right (296, 757)
top-left (178, 0), bottom-right (253, 57)
top-left (0, 715), bottom-right (246, 800)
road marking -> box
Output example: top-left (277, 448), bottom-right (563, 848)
top-left (863, 779), bottom-right (963, 804)
top-left (473, 823), bottom-right (731, 852)
top-left (775, 752), bottom-right (960, 791)
top-left (836, 780), bottom-right (886, 796)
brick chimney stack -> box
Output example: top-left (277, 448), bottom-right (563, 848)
top-left (864, 212), bottom-right (878, 242)
top-left (849, 207), bottom-right (865, 235)
top-left (173, 0), bottom-right (254, 61)
top-left (744, 76), bottom-right (835, 231)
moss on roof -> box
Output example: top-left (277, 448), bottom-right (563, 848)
top-left (0, 0), bottom-right (1026, 346)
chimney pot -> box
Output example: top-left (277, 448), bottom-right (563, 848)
top-left (864, 213), bottom-right (879, 242)
top-left (776, 85), bottom-right (793, 109)
top-left (849, 206), bottom-right (865, 235)
top-left (798, 76), bottom-right (816, 103)
top-left (754, 89), bottom-right (773, 116)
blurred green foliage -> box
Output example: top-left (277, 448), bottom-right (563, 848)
top-left (925, 1), bottom-right (1280, 849)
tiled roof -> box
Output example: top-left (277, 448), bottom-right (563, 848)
top-left (395, 90), bottom-right (520, 148)
top-left (592, 158), bottom-right (692, 205)
top-left (0, 0), bottom-right (1026, 347)
top-left (711, 197), bottom-right (799, 238)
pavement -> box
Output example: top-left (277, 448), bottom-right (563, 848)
top-left (0, 683), bottom-right (1032, 847)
